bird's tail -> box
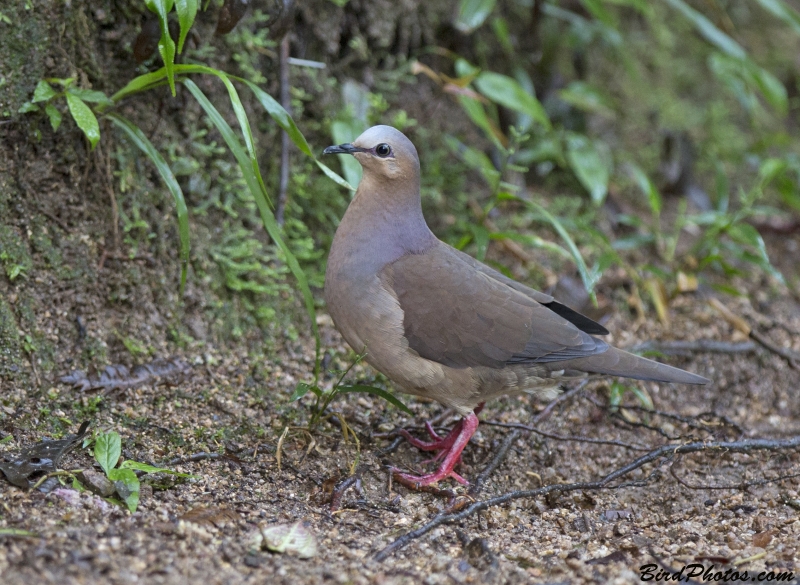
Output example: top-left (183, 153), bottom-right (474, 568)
top-left (559, 346), bottom-right (709, 385)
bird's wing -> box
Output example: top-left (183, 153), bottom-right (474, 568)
top-left (379, 243), bottom-right (609, 370)
top-left (446, 246), bottom-right (609, 335)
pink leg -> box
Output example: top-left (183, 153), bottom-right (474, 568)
top-left (390, 410), bottom-right (481, 487)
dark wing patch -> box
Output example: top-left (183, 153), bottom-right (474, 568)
top-left (542, 301), bottom-right (609, 335)
top-left (381, 244), bottom-right (609, 370)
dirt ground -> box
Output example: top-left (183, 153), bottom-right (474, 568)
top-left (2, 249), bottom-right (800, 584)
top-left (2, 0), bottom-right (800, 582)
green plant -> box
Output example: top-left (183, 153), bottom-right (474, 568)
top-left (88, 430), bottom-right (191, 512)
top-left (291, 351), bottom-right (411, 432)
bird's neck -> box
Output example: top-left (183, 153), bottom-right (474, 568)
top-left (332, 176), bottom-right (437, 272)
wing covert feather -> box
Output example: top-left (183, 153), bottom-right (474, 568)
top-left (380, 244), bottom-right (608, 370)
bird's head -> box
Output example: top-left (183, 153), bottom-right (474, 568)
top-left (323, 125), bottom-right (420, 182)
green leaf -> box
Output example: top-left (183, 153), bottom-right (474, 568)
top-left (728, 223), bottom-right (785, 284)
top-left (119, 460), bottom-right (193, 477)
top-left (444, 135), bottom-right (500, 190)
top-left (755, 0), bottom-right (800, 36)
top-left (0, 528), bottom-right (39, 538)
top-left (107, 113), bottom-right (190, 292)
top-left (183, 79), bottom-right (321, 381)
top-left (558, 81), bottom-right (615, 117)
top-left (331, 119), bottom-right (365, 188)
top-left (175, 0), bottom-right (198, 53)
top-left (290, 382), bottom-right (312, 401)
top-left (232, 77), bottom-right (354, 190)
top-left (663, 0), bottom-right (746, 58)
top-left (107, 467), bottom-right (140, 512)
top-left (474, 72), bottom-right (551, 130)
top-left (66, 87), bottom-right (113, 105)
top-left (64, 93), bottom-right (100, 149)
top-left (32, 80), bottom-right (58, 103)
top-left (337, 385), bottom-right (413, 414)
top-left (627, 163), bottom-right (661, 215)
top-left (45, 104), bottom-right (62, 131)
top-left (565, 134), bottom-right (610, 205)
top-left (145, 0), bottom-right (177, 96)
top-left (457, 95), bottom-right (505, 151)
top-left (94, 431), bottom-right (122, 476)
top-left (498, 192), bottom-right (597, 303)
top-left (454, 0), bottom-right (497, 33)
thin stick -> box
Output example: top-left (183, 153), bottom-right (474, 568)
top-left (373, 435), bottom-right (800, 561)
top-left (481, 421), bottom-right (650, 451)
top-left (627, 340), bottom-right (756, 356)
top-left (749, 329), bottom-right (800, 369)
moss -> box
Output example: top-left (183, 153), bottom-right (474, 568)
top-left (0, 0), bottom-right (49, 117)
top-left (0, 297), bottom-right (23, 381)
top-left (0, 223), bottom-right (33, 282)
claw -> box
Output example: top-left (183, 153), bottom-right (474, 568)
top-left (388, 407), bottom-right (482, 488)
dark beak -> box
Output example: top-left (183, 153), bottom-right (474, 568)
top-left (322, 143), bottom-right (365, 155)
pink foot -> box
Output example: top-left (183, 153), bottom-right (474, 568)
top-left (390, 407), bottom-right (482, 488)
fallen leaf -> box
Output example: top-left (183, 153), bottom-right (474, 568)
top-left (677, 272), bottom-right (698, 293)
top-left (180, 506), bottom-right (239, 527)
top-left (587, 550), bottom-right (626, 565)
top-left (753, 529), bottom-right (776, 549)
top-left (60, 358), bottom-right (191, 393)
top-left (257, 522), bottom-right (317, 559)
top-left (0, 422), bottom-right (90, 489)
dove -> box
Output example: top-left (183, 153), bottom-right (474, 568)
top-left (322, 125), bottom-right (709, 487)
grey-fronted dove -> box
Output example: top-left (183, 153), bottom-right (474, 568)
top-left (323, 125), bottom-right (709, 487)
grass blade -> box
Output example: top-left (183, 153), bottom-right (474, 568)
top-left (498, 192), bottom-right (597, 304)
top-left (106, 113), bottom-right (189, 291)
top-left (182, 79), bottom-right (321, 381)
top-left (337, 385), bottom-right (413, 414)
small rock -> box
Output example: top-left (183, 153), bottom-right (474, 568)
top-left (77, 470), bottom-right (115, 497)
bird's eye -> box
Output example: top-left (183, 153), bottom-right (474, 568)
top-left (375, 143), bottom-right (391, 157)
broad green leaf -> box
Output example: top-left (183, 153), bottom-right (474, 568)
top-left (565, 134), bottom-right (610, 205)
top-left (107, 113), bottom-right (190, 291)
top-left (94, 432), bottom-right (121, 476)
top-left (290, 382), bottom-right (311, 401)
top-left (455, 0), bottom-right (497, 33)
top-left (107, 467), bottom-right (140, 512)
top-left (183, 79), bottom-right (321, 381)
top-left (45, 104), bottom-right (62, 131)
top-left (66, 87), bottom-right (113, 105)
top-left (474, 72), bottom-right (551, 130)
top-left (498, 192), bottom-right (597, 303)
top-left (627, 163), bottom-right (661, 215)
top-left (65, 93), bottom-right (100, 149)
top-left (175, 0), bottom-right (198, 53)
top-left (457, 95), bottom-right (505, 150)
top-left (32, 80), bottom-right (58, 103)
top-left (663, 0), bottom-right (746, 58)
top-left (337, 385), bottom-right (413, 414)
top-left (18, 102), bottom-right (40, 113)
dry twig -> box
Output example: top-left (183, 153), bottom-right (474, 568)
top-left (373, 436), bottom-right (800, 561)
